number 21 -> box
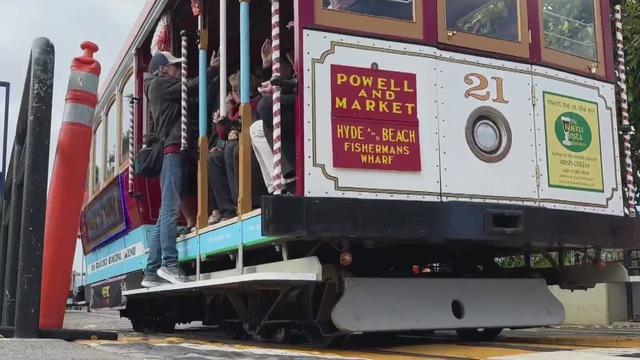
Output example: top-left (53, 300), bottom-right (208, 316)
top-left (464, 73), bottom-right (509, 104)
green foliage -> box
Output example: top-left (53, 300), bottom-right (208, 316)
top-left (454, 0), bottom-right (519, 42)
top-left (542, 0), bottom-right (597, 60)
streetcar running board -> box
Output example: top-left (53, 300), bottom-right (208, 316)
top-left (123, 272), bottom-right (319, 296)
top-left (123, 257), bottom-right (323, 296)
top-left (331, 278), bottom-right (565, 333)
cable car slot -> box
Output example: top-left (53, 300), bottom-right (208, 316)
top-left (484, 210), bottom-right (524, 234)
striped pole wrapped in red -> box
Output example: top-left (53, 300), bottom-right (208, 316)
top-left (272, 0), bottom-right (283, 194)
top-left (614, 5), bottom-right (636, 217)
top-left (127, 95), bottom-right (136, 194)
top-left (181, 30), bottom-right (188, 151)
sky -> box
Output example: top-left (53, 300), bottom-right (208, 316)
top-left (0, 0), bottom-right (148, 277)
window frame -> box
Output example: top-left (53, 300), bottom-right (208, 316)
top-left (103, 95), bottom-right (119, 184)
top-left (119, 68), bottom-right (135, 170)
top-left (538, 0), bottom-right (605, 77)
top-left (437, 0), bottom-right (530, 58)
top-left (314, 0), bottom-right (424, 40)
top-left (92, 117), bottom-right (105, 194)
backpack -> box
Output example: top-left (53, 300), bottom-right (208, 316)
top-left (134, 134), bottom-right (164, 178)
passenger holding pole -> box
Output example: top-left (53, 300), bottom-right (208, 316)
top-left (141, 50), bottom-right (219, 287)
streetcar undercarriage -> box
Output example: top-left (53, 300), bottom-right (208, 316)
top-left (116, 198), bottom-right (635, 346)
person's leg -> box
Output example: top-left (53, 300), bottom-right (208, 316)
top-left (207, 151), bottom-right (222, 224)
top-left (210, 149), bottom-right (235, 219)
top-left (280, 94), bottom-right (297, 181)
top-left (180, 197), bottom-right (197, 229)
top-left (225, 140), bottom-right (240, 205)
top-left (142, 215), bottom-right (165, 287)
top-left (258, 96), bottom-right (274, 148)
top-left (156, 153), bottom-right (185, 284)
top-left (180, 153), bottom-right (198, 230)
top-left (250, 120), bottom-right (275, 193)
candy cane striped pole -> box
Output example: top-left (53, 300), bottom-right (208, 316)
top-left (614, 5), bottom-right (636, 217)
top-left (181, 30), bottom-right (188, 152)
top-left (127, 95), bottom-right (136, 195)
top-left (272, 0), bottom-right (284, 195)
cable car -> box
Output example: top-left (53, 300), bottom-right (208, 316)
top-left (81, 0), bottom-right (640, 344)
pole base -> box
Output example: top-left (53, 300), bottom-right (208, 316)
top-left (0, 326), bottom-right (117, 341)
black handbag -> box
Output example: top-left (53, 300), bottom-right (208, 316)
top-left (134, 134), bottom-right (164, 178)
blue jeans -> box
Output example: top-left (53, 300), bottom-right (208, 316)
top-left (145, 153), bottom-right (182, 276)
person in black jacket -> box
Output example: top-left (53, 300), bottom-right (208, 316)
top-left (141, 50), bottom-right (218, 287)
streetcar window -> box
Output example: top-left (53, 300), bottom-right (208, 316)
top-left (315, 0), bottom-right (424, 40)
top-left (542, 0), bottom-right (597, 61)
top-left (321, 0), bottom-right (415, 22)
top-left (437, 0), bottom-right (528, 58)
top-left (105, 100), bottom-right (117, 180)
top-left (121, 73), bottom-right (134, 167)
top-left (444, 0), bottom-right (519, 42)
top-left (93, 119), bottom-right (105, 191)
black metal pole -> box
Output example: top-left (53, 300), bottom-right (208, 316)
top-left (0, 82), bottom-right (11, 321)
top-left (14, 38), bottom-right (54, 338)
top-left (1, 148), bottom-right (23, 327)
top-left (1, 82), bottom-right (9, 179)
top-left (1, 53), bottom-right (31, 327)
top-left (0, 187), bottom-right (10, 321)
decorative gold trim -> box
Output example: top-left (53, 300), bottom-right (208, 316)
top-left (308, 39), bottom-right (619, 207)
top-left (539, 0), bottom-right (606, 77)
top-left (437, 0), bottom-right (530, 58)
top-left (314, 0), bottom-right (423, 40)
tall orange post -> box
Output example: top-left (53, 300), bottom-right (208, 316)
top-left (40, 42), bottom-right (101, 329)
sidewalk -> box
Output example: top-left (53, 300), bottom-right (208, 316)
top-left (0, 339), bottom-right (123, 360)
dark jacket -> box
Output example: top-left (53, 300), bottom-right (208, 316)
top-left (143, 67), bottom-right (218, 147)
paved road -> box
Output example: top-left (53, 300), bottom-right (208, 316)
top-left (64, 311), bottom-right (640, 359)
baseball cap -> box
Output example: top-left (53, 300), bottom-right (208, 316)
top-left (149, 51), bottom-right (184, 74)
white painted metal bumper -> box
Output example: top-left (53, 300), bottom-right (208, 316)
top-left (331, 278), bottom-right (565, 332)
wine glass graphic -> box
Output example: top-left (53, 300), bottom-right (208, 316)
top-left (561, 116), bottom-right (573, 146)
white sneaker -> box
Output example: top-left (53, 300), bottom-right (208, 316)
top-left (157, 265), bottom-right (188, 284)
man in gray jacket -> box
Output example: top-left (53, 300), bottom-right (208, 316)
top-left (141, 51), bottom-right (218, 287)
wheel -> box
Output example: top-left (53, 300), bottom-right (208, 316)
top-left (305, 322), bottom-right (348, 348)
top-left (157, 319), bottom-right (176, 333)
top-left (219, 320), bottom-right (245, 339)
top-left (216, 295), bottom-right (247, 340)
top-left (131, 319), bottom-right (146, 333)
top-left (258, 326), bottom-right (292, 344)
top-left (456, 328), bottom-right (503, 342)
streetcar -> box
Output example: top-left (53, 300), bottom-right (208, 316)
top-left (81, 0), bottom-right (640, 344)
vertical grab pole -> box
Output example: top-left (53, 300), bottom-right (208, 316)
top-left (181, 30), bottom-right (188, 152)
top-left (271, 0), bottom-right (283, 195)
top-left (614, 5), bottom-right (636, 217)
top-left (196, 0), bottom-right (209, 229)
top-left (15, 37), bottom-right (54, 338)
top-left (220, 0), bottom-right (227, 114)
top-left (238, 0), bottom-right (252, 216)
top-left (127, 95), bottom-right (136, 195)
top-left (236, 0), bottom-right (252, 274)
